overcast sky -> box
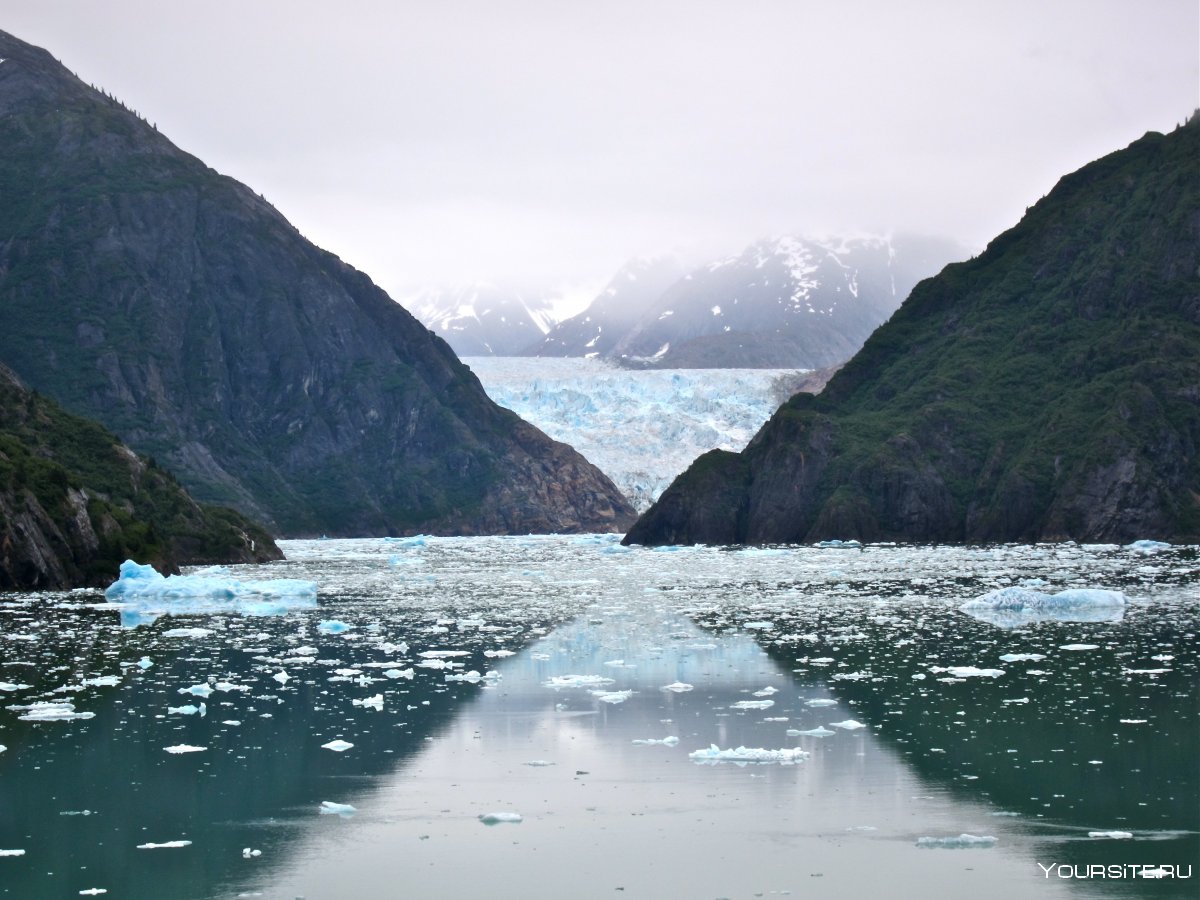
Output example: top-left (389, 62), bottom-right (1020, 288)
top-left (2, 1), bottom-right (1196, 309)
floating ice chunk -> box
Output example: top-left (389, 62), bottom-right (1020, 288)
top-left (321, 739), bottom-right (354, 752)
top-left (167, 704), bottom-right (206, 716)
top-left (215, 681), bottom-right (249, 693)
top-left (0, 849), bottom-right (25, 856)
top-left (960, 586), bottom-right (1124, 628)
top-left (591, 689), bottom-right (633, 704)
top-left (1119, 719), bottom-right (1148, 724)
top-left (1060, 644), bottom-right (1099, 651)
top-left (1126, 540), bottom-right (1170, 554)
top-left (998, 653), bottom-right (1045, 662)
top-left (524, 760), bottom-right (555, 767)
top-left (544, 675), bottom-right (614, 689)
top-left (352, 694), bottom-right (384, 710)
top-left (478, 811), bottom-right (523, 825)
top-left (136, 840), bottom-right (192, 849)
top-left (816, 539), bottom-right (862, 549)
top-left (743, 621), bottom-right (774, 630)
top-left (318, 621), bottom-right (353, 634)
top-left (484, 649), bottom-right (515, 658)
top-left (788, 727), bottom-right (836, 737)
top-left (179, 684), bottom-right (213, 698)
top-left (319, 801), bottom-right (357, 817)
top-left (929, 666), bottom-right (1005, 678)
top-left (272, 671), bottom-right (290, 685)
top-left (384, 668), bottom-right (414, 679)
top-left (689, 744), bottom-right (809, 764)
top-left (916, 834), bottom-right (996, 849)
top-left (419, 650), bottom-right (471, 658)
top-left (81, 675), bottom-right (121, 687)
top-left (15, 701), bottom-right (94, 721)
top-left (161, 628), bottom-right (214, 638)
top-left (241, 848), bottom-right (262, 858)
top-left (1088, 830), bottom-right (1132, 839)
top-left (105, 560), bottom-right (316, 626)
top-left (0, 745), bottom-right (5, 753)
top-left (730, 700), bottom-right (775, 710)
top-left (137, 656), bottom-right (153, 669)
top-left (79, 890), bottom-right (107, 896)
top-left (632, 737), bottom-right (679, 746)
top-left (829, 720), bottom-right (866, 730)
top-left (753, 686), bottom-right (779, 696)
top-left (804, 699), bottom-right (838, 707)
top-left (661, 682), bottom-right (693, 692)
top-left (0, 682), bottom-right (31, 691)
top-left (164, 745), bottom-right (206, 754)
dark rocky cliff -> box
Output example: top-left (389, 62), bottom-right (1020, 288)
top-left (626, 117), bottom-right (1200, 546)
top-left (0, 30), bottom-right (635, 537)
top-left (0, 364), bottom-right (280, 589)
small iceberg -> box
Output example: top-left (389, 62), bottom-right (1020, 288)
top-left (321, 739), bottom-right (354, 752)
top-left (959, 586), bottom-right (1125, 629)
top-left (828, 720), bottom-right (866, 730)
top-left (1088, 830), bottom-right (1132, 839)
top-left (661, 682), bottom-right (694, 692)
top-left (1126, 540), bottom-right (1170, 554)
top-left (13, 701), bottom-right (94, 722)
top-left (544, 675), bottom-right (614, 689)
top-left (929, 666), bottom-right (1005, 679)
top-left (787, 726), bottom-right (836, 738)
top-left (478, 811), bottom-right (523, 825)
top-left (688, 744), bottom-right (810, 764)
top-left (916, 834), bottom-right (996, 849)
top-left (816, 539), bottom-right (862, 549)
top-left (632, 737), bottom-right (679, 746)
top-left (136, 840), bottom-right (192, 850)
top-left (319, 801), bottom-right (357, 818)
top-left (104, 560), bottom-right (316, 626)
top-left (163, 745), bottom-right (206, 754)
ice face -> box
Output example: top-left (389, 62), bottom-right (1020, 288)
top-left (462, 357), bottom-right (803, 511)
top-left (104, 560), bottom-right (317, 626)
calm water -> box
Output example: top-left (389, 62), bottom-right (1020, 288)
top-left (1, 537), bottom-right (1196, 899)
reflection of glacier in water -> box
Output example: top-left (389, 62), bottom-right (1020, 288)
top-left (0, 536), bottom-right (1196, 899)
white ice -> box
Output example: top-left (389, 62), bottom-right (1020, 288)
top-left (163, 745), bottom-right (206, 754)
top-left (960, 586), bottom-right (1125, 628)
top-left (688, 744), bottom-right (810, 763)
top-left (478, 811), bottom-right (523, 825)
top-left (321, 739), bottom-right (354, 752)
top-left (915, 834), bottom-right (997, 849)
top-left (319, 801), bottom-right (357, 817)
top-left (136, 841), bottom-right (192, 849)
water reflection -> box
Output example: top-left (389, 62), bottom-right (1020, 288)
top-left (0, 538), bottom-right (1195, 899)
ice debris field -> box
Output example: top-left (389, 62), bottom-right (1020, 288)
top-left (0, 536), bottom-right (1196, 898)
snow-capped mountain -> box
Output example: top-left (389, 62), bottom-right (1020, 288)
top-left (609, 234), bottom-right (967, 368)
top-left (464, 356), bottom-right (801, 511)
top-left (524, 256), bottom-right (685, 357)
top-left (404, 284), bottom-right (558, 356)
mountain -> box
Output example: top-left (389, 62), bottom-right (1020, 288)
top-left (606, 234), bottom-right (966, 368)
top-left (0, 30), bottom-right (636, 537)
top-left (524, 256), bottom-right (686, 357)
top-left (625, 117), bottom-right (1200, 546)
top-left (406, 284), bottom-right (557, 356)
top-left (0, 364), bottom-right (280, 590)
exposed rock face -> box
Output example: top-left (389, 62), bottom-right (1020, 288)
top-left (0, 365), bottom-right (280, 589)
top-left (626, 118), bottom-right (1200, 546)
top-left (0, 30), bottom-right (636, 537)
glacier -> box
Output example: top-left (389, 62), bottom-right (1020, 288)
top-left (462, 356), bottom-right (804, 510)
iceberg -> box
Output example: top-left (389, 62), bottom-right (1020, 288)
top-left (544, 674), bottom-right (614, 689)
top-left (787, 726), bottom-right (835, 737)
top-left (828, 720), bottom-right (866, 730)
top-left (136, 840), bottom-right (192, 850)
top-left (163, 745), bottom-right (205, 754)
top-left (104, 560), bottom-right (317, 626)
top-left (916, 834), bottom-right (997, 849)
top-left (959, 586), bottom-right (1125, 628)
top-left (688, 744), bottom-right (810, 764)
top-left (319, 801), bottom-right (357, 817)
top-left (1126, 540), bottom-right (1171, 554)
top-left (321, 739), bottom-right (354, 752)
top-left (929, 666), bottom-right (1005, 679)
top-left (478, 811), bottom-right (523, 825)
top-left (13, 701), bottom-right (94, 722)
top-left (632, 737), bottom-right (679, 746)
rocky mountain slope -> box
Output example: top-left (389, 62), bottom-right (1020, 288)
top-left (626, 117), bottom-right (1200, 545)
top-left (0, 365), bottom-right (280, 589)
top-left (406, 284), bottom-right (557, 356)
top-left (0, 29), bottom-right (635, 537)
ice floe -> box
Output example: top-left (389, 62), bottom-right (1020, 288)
top-left (828, 720), bottom-right (866, 730)
top-left (136, 840), bottom-right (192, 849)
top-left (163, 745), bottom-right (206, 754)
top-left (787, 726), bottom-right (835, 737)
top-left (12, 701), bottom-right (94, 722)
top-left (688, 744), bottom-right (810, 764)
top-left (632, 737), bottom-right (679, 746)
top-left (960, 586), bottom-right (1125, 628)
top-left (321, 739), bottom-right (354, 752)
top-left (319, 801), bottom-right (357, 817)
top-left (1088, 830), bottom-right (1132, 839)
top-left (478, 811), bottom-right (523, 825)
top-left (929, 666), bottom-right (1005, 679)
top-left (916, 834), bottom-right (997, 849)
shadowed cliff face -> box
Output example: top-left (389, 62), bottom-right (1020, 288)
top-left (0, 30), bottom-right (635, 537)
top-left (626, 117), bottom-right (1200, 546)
top-left (0, 365), bottom-right (281, 589)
